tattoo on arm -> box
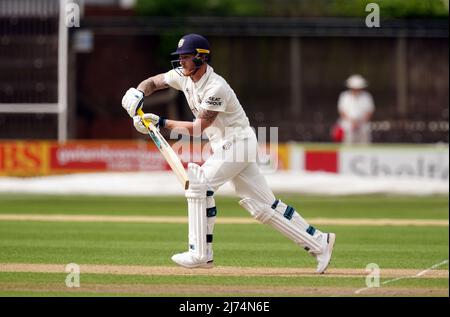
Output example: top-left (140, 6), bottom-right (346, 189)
top-left (198, 109), bottom-right (219, 127)
top-left (138, 74), bottom-right (169, 96)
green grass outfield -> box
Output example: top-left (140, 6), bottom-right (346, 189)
top-left (0, 194), bottom-right (448, 297)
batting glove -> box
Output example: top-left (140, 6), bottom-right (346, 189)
top-left (133, 113), bottom-right (166, 134)
top-left (122, 88), bottom-right (144, 117)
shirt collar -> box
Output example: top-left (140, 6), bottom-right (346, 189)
top-left (193, 65), bottom-right (213, 89)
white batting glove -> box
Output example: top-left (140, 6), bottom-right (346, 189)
top-left (122, 88), bottom-right (144, 117)
top-left (132, 113), bottom-right (162, 134)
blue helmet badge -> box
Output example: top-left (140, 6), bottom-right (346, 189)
top-left (171, 34), bottom-right (210, 56)
top-left (171, 34), bottom-right (211, 76)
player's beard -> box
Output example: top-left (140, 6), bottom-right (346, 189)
top-left (182, 65), bottom-right (198, 77)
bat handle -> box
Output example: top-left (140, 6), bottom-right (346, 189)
top-left (136, 108), bottom-right (151, 129)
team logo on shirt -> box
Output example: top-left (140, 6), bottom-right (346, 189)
top-left (206, 96), bottom-right (222, 106)
top-left (222, 141), bottom-right (232, 151)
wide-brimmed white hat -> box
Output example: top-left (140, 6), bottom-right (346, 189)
top-left (346, 74), bottom-right (368, 89)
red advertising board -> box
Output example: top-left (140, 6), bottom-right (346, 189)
top-left (48, 141), bottom-right (169, 173)
top-left (0, 140), bottom-right (290, 176)
top-left (304, 150), bottom-right (338, 173)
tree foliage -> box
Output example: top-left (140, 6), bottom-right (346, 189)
top-left (136, 0), bottom-right (449, 18)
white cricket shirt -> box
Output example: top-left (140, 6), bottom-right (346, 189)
top-left (164, 65), bottom-right (254, 150)
top-left (338, 90), bottom-right (375, 121)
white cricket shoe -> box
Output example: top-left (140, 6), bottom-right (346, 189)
top-left (171, 251), bottom-right (214, 269)
top-left (315, 233), bottom-right (336, 274)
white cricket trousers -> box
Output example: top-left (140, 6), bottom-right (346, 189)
top-left (340, 120), bottom-right (372, 144)
top-left (201, 131), bottom-right (276, 205)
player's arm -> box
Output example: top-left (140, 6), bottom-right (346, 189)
top-left (165, 109), bottom-right (219, 136)
top-left (364, 111), bottom-right (374, 123)
top-left (137, 74), bottom-right (169, 96)
top-left (364, 94), bottom-right (375, 122)
top-left (133, 109), bottom-right (219, 136)
top-left (122, 73), bottom-right (169, 117)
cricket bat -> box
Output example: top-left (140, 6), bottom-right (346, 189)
top-left (137, 108), bottom-right (189, 190)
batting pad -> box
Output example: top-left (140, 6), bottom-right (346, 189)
top-left (206, 191), bottom-right (216, 253)
top-left (185, 163), bottom-right (208, 262)
top-left (239, 198), bottom-right (323, 253)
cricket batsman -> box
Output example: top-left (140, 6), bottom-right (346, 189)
top-left (121, 34), bottom-right (336, 273)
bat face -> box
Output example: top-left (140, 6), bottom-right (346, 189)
top-left (138, 109), bottom-right (189, 190)
top-left (148, 131), bottom-right (161, 149)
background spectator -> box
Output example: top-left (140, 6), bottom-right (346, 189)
top-left (336, 74), bottom-right (375, 144)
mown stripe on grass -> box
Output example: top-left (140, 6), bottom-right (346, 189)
top-left (0, 282), bottom-right (447, 297)
top-left (0, 263), bottom-right (447, 278)
top-left (1, 272), bottom-right (447, 289)
top-left (0, 214), bottom-right (447, 227)
top-left (354, 259), bottom-right (449, 295)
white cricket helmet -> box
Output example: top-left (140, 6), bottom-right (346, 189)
top-left (346, 74), bottom-right (368, 89)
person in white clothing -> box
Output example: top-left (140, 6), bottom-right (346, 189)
top-left (121, 34), bottom-right (336, 273)
top-left (337, 74), bottom-right (375, 144)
